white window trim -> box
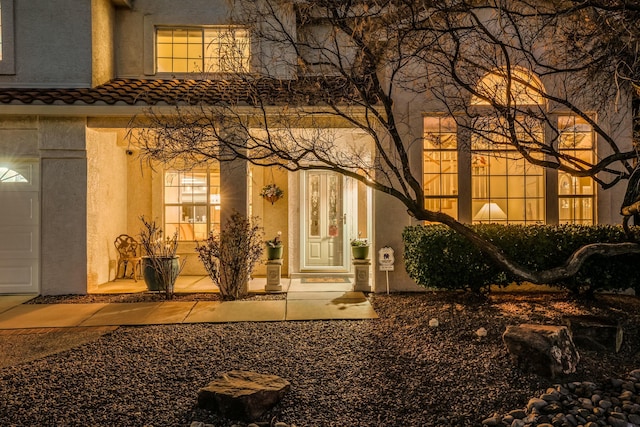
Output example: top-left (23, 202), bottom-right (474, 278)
top-left (0, 0), bottom-right (15, 75)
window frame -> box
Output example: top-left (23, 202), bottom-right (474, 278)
top-left (557, 115), bottom-right (597, 225)
top-left (423, 116), bottom-right (459, 219)
top-left (154, 25), bottom-right (250, 76)
top-left (163, 168), bottom-right (221, 242)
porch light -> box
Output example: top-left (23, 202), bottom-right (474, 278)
top-left (474, 202), bottom-right (507, 222)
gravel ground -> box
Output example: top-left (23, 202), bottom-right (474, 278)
top-left (0, 292), bottom-right (639, 427)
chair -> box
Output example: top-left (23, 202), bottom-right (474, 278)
top-left (114, 234), bottom-right (142, 281)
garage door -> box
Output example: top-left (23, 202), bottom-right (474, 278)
top-left (0, 161), bottom-right (40, 294)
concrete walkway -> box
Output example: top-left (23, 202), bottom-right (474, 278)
top-left (0, 278), bottom-right (378, 330)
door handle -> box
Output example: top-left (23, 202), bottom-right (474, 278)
top-left (343, 213), bottom-right (347, 224)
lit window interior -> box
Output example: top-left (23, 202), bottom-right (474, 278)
top-left (471, 68), bottom-right (546, 224)
top-left (164, 169), bottom-right (221, 241)
top-left (471, 68), bottom-right (544, 107)
top-left (423, 116), bottom-right (458, 219)
top-left (156, 27), bottom-right (250, 74)
top-left (558, 116), bottom-right (595, 224)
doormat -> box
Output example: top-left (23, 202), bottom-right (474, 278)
top-left (301, 276), bottom-right (352, 283)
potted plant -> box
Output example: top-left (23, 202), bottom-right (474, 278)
top-left (138, 217), bottom-right (184, 299)
top-left (266, 231), bottom-right (284, 260)
top-left (260, 183), bottom-right (284, 205)
top-left (350, 237), bottom-right (370, 260)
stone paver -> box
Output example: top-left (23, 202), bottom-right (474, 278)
top-left (0, 303), bottom-right (108, 329)
top-left (285, 298), bottom-right (378, 321)
top-left (184, 300), bottom-right (286, 323)
top-left (0, 281), bottom-right (377, 328)
top-left (0, 294), bottom-right (36, 314)
top-left (80, 302), bottom-right (196, 326)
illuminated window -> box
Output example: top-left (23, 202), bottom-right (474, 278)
top-left (0, 166), bottom-right (28, 183)
top-left (423, 117), bottom-right (458, 218)
top-left (471, 67), bottom-right (545, 107)
top-left (471, 68), bottom-right (546, 224)
top-left (558, 116), bottom-right (596, 224)
top-left (164, 168), bottom-right (221, 241)
top-left (156, 27), bottom-right (250, 74)
top-left (471, 141), bottom-right (545, 224)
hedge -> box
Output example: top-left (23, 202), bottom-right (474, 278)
top-left (402, 224), bottom-right (640, 295)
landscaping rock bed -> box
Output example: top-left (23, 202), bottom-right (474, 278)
top-left (482, 369), bottom-right (640, 426)
top-left (0, 292), bottom-right (638, 426)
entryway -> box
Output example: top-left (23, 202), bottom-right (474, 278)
top-left (299, 170), bottom-right (371, 273)
top-left (0, 160), bottom-right (40, 294)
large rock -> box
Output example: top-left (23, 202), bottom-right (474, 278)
top-left (563, 315), bottom-right (623, 353)
top-left (197, 370), bottom-right (290, 421)
top-left (502, 324), bottom-right (580, 378)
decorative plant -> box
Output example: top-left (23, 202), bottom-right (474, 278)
top-left (260, 183), bottom-right (284, 204)
top-left (196, 211), bottom-right (264, 300)
top-left (350, 237), bottom-right (369, 247)
top-left (266, 231), bottom-right (283, 248)
top-left (138, 216), bottom-right (185, 299)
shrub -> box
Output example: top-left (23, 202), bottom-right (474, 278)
top-left (196, 211), bottom-right (264, 300)
top-left (403, 224), bottom-right (640, 295)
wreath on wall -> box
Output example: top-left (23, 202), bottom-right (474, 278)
top-left (260, 183), bottom-right (284, 205)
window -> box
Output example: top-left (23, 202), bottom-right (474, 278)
top-left (558, 116), bottom-right (596, 224)
top-left (423, 117), bottom-right (458, 218)
top-left (471, 138), bottom-right (545, 224)
top-left (0, 166), bottom-right (28, 183)
top-left (164, 168), bottom-right (221, 241)
top-left (471, 68), bottom-right (546, 224)
top-left (471, 67), bottom-right (545, 107)
top-left (156, 27), bottom-right (250, 74)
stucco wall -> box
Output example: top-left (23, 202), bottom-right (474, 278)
top-left (39, 117), bottom-right (87, 295)
top-left (91, 0), bottom-right (116, 86)
top-left (253, 166), bottom-right (289, 277)
top-left (0, 117), bottom-right (39, 157)
top-left (115, 0), bottom-right (231, 78)
top-left (0, 0), bottom-right (93, 86)
top-left (86, 128), bottom-right (127, 290)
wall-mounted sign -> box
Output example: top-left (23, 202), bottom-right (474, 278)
top-left (378, 246), bottom-right (395, 271)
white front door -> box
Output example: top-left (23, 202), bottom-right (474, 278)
top-left (0, 161), bottom-right (40, 294)
top-left (301, 170), bottom-right (349, 271)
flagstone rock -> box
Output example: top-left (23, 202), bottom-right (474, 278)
top-left (502, 324), bottom-right (580, 378)
top-left (197, 370), bottom-right (291, 421)
top-left (563, 314), bottom-right (624, 352)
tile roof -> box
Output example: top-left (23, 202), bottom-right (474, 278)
top-left (0, 77), bottom-right (360, 107)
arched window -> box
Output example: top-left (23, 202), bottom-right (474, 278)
top-left (0, 166), bottom-right (28, 183)
top-left (471, 68), bottom-right (546, 224)
top-left (471, 67), bottom-right (545, 107)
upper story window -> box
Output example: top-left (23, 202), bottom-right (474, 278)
top-left (156, 27), bottom-right (250, 74)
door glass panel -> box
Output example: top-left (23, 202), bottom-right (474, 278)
top-left (304, 171), bottom-right (345, 268)
top-left (309, 174), bottom-right (320, 237)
